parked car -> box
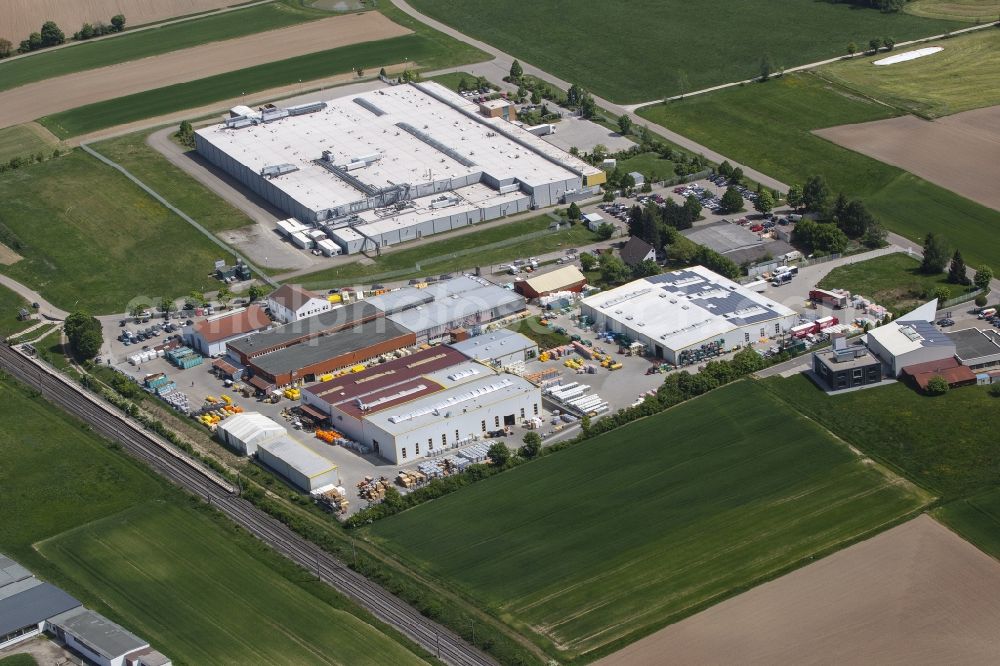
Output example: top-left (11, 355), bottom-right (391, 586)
top-left (936, 318), bottom-right (955, 327)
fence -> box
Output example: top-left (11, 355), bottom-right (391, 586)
top-left (940, 289), bottom-right (984, 310)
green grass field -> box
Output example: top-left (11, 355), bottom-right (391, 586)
top-left (934, 486), bottom-right (1000, 559)
top-left (0, 284), bottom-right (32, 337)
top-left (365, 381), bottom-right (928, 658)
top-left (299, 215), bottom-right (597, 288)
top-left (0, 377), bottom-right (426, 664)
top-left (38, 503), bottom-right (424, 666)
top-left (0, 124), bottom-right (57, 163)
top-left (93, 130), bottom-right (254, 234)
top-left (616, 151), bottom-right (679, 182)
top-left (0, 151), bottom-right (227, 314)
top-left (0, 1), bottom-right (330, 93)
top-left (406, 0), bottom-right (960, 103)
top-left (905, 0), bottom-right (1000, 21)
top-left (818, 29), bottom-right (1000, 117)
top-left (0, 655), bottom-right (38, 666)
top-left (38, 6), bottom-right (486, 139)
top-left (637, 73), bottom-right (1000, 270)
top-left (428, 71), bottom-right (481, 91)
top-left (819, 252), bottom-right (971, 314)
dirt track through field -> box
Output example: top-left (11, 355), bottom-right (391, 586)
top-left (0, 0), bottom-right (240, 44)
top-left (597, 515), bottom-right (1000, 665)
top-left (815, 105), bottom-right (1000, 212)
top-left (0, 12), bottom-right (410, 129)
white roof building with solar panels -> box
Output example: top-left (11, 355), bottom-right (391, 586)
top-left (580, 266), bottom-right (798, 365)
top-left (195, 82), bottom-right (605, 254)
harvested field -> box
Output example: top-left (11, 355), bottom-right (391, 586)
top-left (598, 515), bottom-right (1000, 666)
top-left (0, 0), bottom-right (239, 43)
top-left (816, 106), bottom-right (1000, 212)
top-left (0, 12), bottom-right (409, 129)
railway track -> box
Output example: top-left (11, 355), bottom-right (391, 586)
top-left (0, 344), bottom-right (496, 666)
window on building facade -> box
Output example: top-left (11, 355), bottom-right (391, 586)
top-left (402, 447), bottom-right (407, 459)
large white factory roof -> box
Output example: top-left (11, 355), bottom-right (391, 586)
top-left (195, 82), bottom-right (599, 215)
top-left (450, 329), bottom-right (538, 362)
top-left (257, 438), bottom-right (338, 479)
top-left (582, 266), bottom-right (797, 350)
top-left (366, 373), bottom-right (537, 435)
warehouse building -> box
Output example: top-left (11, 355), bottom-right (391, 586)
top-left (256, 438), bottom-right (338, 492)
top-left (266, 284), bottom-right (332, 323)
top-left (47, 607), bottom-right (161, 666)
top-left (450, 329), bottom-right (538, 367)
top-left (183, 305), bottom-right (271, 357)
top-left (0, 554), bottom-right (81, 650)
top-left (580, 266), bottom-right (798, 365)
top-left (195, 82), bottom-right (604, 253)
top-left (300, 346), bottom-right (540, 464)
top-left (216, 412), bottom-right (287, 455)
top-left (947, 327), bottom-right (1000, 370)
top-left (366, 276), bottom-right (525, 343)
top-left (515, 265), bottom-right (587, 299)
top-left (867, 319), bottom-right (955, 377)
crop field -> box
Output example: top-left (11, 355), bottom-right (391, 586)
top-left (0, 124), bottom-right (57, 163)
top-left (94, 131), bottom-right (255, 234)
top-left (935, 486), bottom-right (1000, 559)
top-left (905, 0), bottom-right (1000, 21)
top-left (39, 503), bottom-right (425, 666)
top-left (406, 0), bottom-right (959, 103)
top-left (0, 151), bottom-right (225, 314)
top-left (5, 13), bottom-right (410, 132)
top-left (0, 378), bottom-right (425, 664)
top-left (365, 381), bottom-right (928, 658)
top-left (0, 2), bottom-right (330, 93)
top-left (38, 30), bottom-right (472, 138)
top-left (637, 73), bottom-right (1000, 269)
top-left (818, 252), bottom-right (971, 314)
top-left (818, 30), bottom-right (1000, 118)
top-left (299, 215), bottom-right (598, 288)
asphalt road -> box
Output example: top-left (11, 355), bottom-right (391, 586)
top-left (0, 343), bottom-right (496, 666)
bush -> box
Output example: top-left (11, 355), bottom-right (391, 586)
top-left (975, 294), bottom-right (988, 307)
top-left (925, 376), bottom-right (949, 395)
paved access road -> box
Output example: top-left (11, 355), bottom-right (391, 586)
top-left (0, 343), bottom-right (495, 666)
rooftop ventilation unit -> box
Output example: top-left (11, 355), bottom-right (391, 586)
top-left (357, 384), bottom-right (427, 411)
top-left (260, 163), bottom-right (299, 179)
top-left (447, 368), bottom-right (480, 381)
top-left (388, 379), bottom-right (514, 424)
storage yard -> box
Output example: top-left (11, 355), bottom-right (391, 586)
top-left (364, 380), bottom-right (929, 657)
top-left (195, 81), bottom-right (604, 254)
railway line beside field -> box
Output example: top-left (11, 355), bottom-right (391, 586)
top-left (0, 343), bottom-right (495, 666)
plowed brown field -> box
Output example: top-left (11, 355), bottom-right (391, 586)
top-left (0, 12), bottom-right (409, 129)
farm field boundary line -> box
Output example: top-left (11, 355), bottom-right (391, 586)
top-left (79, 142), bottom-right (278, 288)
top-left (0, 12), bottom-right (409, 129)
top-left (0, 345), bottom-right (495, 666)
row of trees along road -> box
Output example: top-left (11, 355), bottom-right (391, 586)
top-left (0, 14), bottom-right (125, 59)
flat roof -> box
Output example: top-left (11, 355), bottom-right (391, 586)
top-left (0, 554), bottom-right (31, 589)
top-left (947, 327), bottom-right (1000, 361)
top-left (196, 82), bottom-right (599, 216)
top-left (366, 374), bottom-right (538, 435)
top-left (47, 607), bottom-right (146, 659)
top-left (450, 329), bottom-right (538, 361)
top-left (814, 347), bottom-right (881, 370)
top-left (257, 437), bottom-right (337, 479)
top-left (387, 286), bottom-right (523, 334)
top-left (365, 288), bottom-right (435, 315)
top-left (581, 266), bottom-right (796, 350)
top-left (0, 582), bottom-right (81, 637)
top-left (249, 317), bottom-right (413, 376)
top-left (304, 345), bottom-right (468, 407)
top-left (229, 301), bottom-right (378, 356)
top-left (519, 265), bottom-right (587, 294)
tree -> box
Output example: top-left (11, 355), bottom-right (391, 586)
top-left (847, 42), bottom-right (857, 55)
top-left (111, 14), bottom-right (126, 32)
top-left (634, 259), bottom-right (661, 278)
top-left (0, 38), bottom-right (12, 58)
top-left (599, 254), bottom-right (631, 284)
top-left (487, 442), bottom-right (510, 467)
top-left (40, 21), bottom-right (65, 47)
top-left (802, 175), bottom-right (831, 213)
top-left (974, 264), bottom-right (994, 292)
top-left (567, 84), bottom-right (582, 106)
top-left (786, 184), bottom-right (803, 210)
top-left (833, 192), bottom-right (849, 221)
top-left (64, 312), bottom-right (103, 360)
top-left (861, 221), bottom-right (888, 249)
top-left (247, 285), bottom-right (266, 302)
top-left (20, 32), bottom-right (43, 53)
top-left (516, 85), bottom-right (527, 102)
top-left (718, 161), bottom-right (734, 178)
top-left (188, 290), bottom-right (206, 307)
top-left (617, 114), bottom-right (632, 136)
top-left (567, 202), bottom-right (581, 221)
top-left (975, 294), bottom-right (988, 308)
top-left (883, 36), bottom-right (895, 51)
top-left (921, 232), bottom-right (950, 274)
top-left (217, 286), bottom-right (232, 308)
top-left (933, 286), bottom-right (952, 303)
top-left (579, 252), bottom-right (598, 271)
top-left (77, 23), bottom-right (95, 40)
top-left (948, 250), bottom-right (970, 285)
top-left (509, 59), bottom-right (523, 80)
top-left (728, 167), bottom-right (744, 185)
top-left (869, 38), bottom-right (882, 53)
top-left (720, 186), bottom-right (744, 213)
top-left (759, 53), bottom-right (775, 81)
top-left (176, 120), bottom-right (195, 148)
top-left (837, 199), bottom-right (875, 239)
top-left (530, 88), bottom-right (541, 105)
top-left (753, 190), bottom-right (774, 215)
top-left (519, 431), bottom-right (541, 459)
top-left (591, 143), bottom-right (608, 162)
top-left (595, 222), bottom-right (615, 240)
top-left (620, 171), bottom-right (636, 192)
top-left (684, 194), bottom-right (702, 219)
top-left (925, 375), bottom-right (949, 396)
top-left (579, 92), bottom-right (597, 119)
top-left (580, 414), bottom-right (591, 436)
